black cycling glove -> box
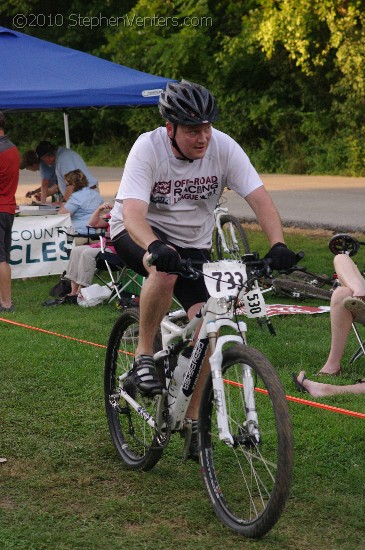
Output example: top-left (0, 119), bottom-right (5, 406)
top-left (264, 242), bottom-right (296, 270)
top-left (148, 240), bottom-right (181, 273)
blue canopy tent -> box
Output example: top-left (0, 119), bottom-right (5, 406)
top-left (0, 26), bottom-right (173, 144)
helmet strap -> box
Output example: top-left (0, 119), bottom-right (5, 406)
top-left (169, 124), bottom-right (194, 163)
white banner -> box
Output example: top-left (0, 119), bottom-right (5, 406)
top-left (10, 214), bottom-right (72, 279)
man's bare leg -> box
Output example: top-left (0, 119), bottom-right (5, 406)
top-left (136, 264), bottom-right (177, 357)
top-left (185, 301), bottom-right (209, 419)
top-left (0, 261), bottom-right (12, 308)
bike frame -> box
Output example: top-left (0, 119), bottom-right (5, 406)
top-left (115, 292), bottom-right (255, 444)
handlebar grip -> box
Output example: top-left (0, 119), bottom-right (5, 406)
top-left (295, 251), bottom-right (305, 262)
top-left (146, 253), bottom-right (158, 267)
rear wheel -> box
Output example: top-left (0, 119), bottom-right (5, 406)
top-left (215, 215), bottom-right (250, 260)
top-left (199, 345), bottom-right (293, 538)
top-left (104, 308), bottom-right (164, 470)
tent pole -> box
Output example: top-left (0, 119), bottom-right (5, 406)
top-left (63, 111), bottom-right (70, 148)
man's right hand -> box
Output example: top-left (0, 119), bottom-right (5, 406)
top-left (147, 240), bottom-right (181, 273)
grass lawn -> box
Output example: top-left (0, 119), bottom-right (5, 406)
top-left (1, 226), bottom-right (365, 549)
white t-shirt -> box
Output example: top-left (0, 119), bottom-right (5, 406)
top-left (55, 147), bottom-right (98, 197)
top-left (109, 127), bottom-right (263, 248)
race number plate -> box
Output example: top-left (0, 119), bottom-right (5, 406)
top-left (203, 260), bottom-right (247, 298)
top-left (241, 288), bottom-right (267, 318)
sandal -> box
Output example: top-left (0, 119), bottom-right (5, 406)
top-left (343, 296), bottom-right (365, 321)
top-left (125, 355), bottom-right (163, 396)
top-left (292, 372), bottom-right (308, 393)
top-left (315, 369), bottom-right (341, 377)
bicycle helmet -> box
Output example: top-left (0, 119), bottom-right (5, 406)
top-left (159, 80), bottom-right (218, 125)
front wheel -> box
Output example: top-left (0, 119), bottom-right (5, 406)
top-left (199, 345), bottom-right (293, 538)
top-left (104, 307), bottom-right (164, 471)
top-left (215, 215), bottom-right (250, 260)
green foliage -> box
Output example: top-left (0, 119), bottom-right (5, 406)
top-left (1, 0), bottom-right (364, 174)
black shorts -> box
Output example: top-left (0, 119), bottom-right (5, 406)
top-left (113, 229), bottom-right (211, 312)
top-left (0, 212), bottom-right (14, 263)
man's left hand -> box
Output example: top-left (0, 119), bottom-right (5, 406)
top-left (264, 242), bottom-right (296, 270)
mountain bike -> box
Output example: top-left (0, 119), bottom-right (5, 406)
top-left (104, 255), bottom-right (293, 538)
top-left (213, 199), bottom-right (250, 260)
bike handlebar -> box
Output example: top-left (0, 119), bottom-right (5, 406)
top-left (146, 253), bottom-right (275, 280)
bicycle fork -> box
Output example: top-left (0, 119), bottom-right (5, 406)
top-left (215, 212), bottom-right (240, 253)
top-left (207, 320), bottom-right (260, 446)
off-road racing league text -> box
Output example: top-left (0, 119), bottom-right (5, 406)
top-left (151, 175), bottom-right (218, 205)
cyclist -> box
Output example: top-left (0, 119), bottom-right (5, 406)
top-left (109, 80), bottom-right (296, 457)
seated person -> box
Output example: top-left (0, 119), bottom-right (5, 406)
top-left (293, 254), bottom-right (365, 396)
top-left (20, 150), bottom-right (60, 202)
top-left (58, 169), bottom-right (104, 239)
top-left (64, 202), bottom-right (115, 297)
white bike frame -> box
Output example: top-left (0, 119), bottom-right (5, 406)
top-left (115, 265), bottom-right (264, 446)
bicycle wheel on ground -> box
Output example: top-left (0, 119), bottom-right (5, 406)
top-left (215, 215), bottom-right (250, 260)
top-left (272, 277), bottom-right (332, 301)
top-left (282, 269), bottom-right (333, 288)
top-left (199, 345), bottom-right (293, 538)
top-left (104, 307), bottom-right (164, 471)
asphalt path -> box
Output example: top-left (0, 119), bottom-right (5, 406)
top-left (17, 168), bottom-right (365, 233)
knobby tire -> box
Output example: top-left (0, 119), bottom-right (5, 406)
top-left (215, 215), bottom-right (250, 260)
top-left (104, 307), bottom-right (164, 471)
top-left (199, 345), bottom-right (293, 538)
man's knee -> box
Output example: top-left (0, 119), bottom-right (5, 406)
top-left (146, 270), bottom-right (177, 291)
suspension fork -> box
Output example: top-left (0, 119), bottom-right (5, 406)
top-left (206, 319), bottom-right (248, 446)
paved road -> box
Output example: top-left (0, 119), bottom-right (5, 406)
top-left (17, 168), bottom-right (365, 232)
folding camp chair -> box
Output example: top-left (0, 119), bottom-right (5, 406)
top-left (94, 237), bottom-right (144, 304)
top-left (61, 226), bottom-right (106, 257)
top-left (349, 321), bottom-right (365, 365)
top-left (94, 237), bottom-right (183, 309)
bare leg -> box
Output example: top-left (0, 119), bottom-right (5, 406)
top-left (185, 301), bottom-right (208, 419)
top-left (136, 261), bottom-right (177, 357)
top-left (334, 255), bottom-right (365, 296)
top-left (70, 281), bottom-right (80, 295)
top-left (0, 261), bottom-right (12, 308)
top-left (297, 370), bottom-right (365, 397)
top-left (317, 286), bottom-right (353, 375)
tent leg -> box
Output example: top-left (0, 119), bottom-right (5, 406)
top-left (63, 111), bottom-right (70, 148)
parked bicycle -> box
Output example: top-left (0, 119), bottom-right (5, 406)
top-left (269, 233), bottom-right (365, 301)
top-left (266, 262), bottom-right (336, 302)
top-left (213, 198), bottom-right (250, 260)
top-left (104, 255), bottom-right (293, 538)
